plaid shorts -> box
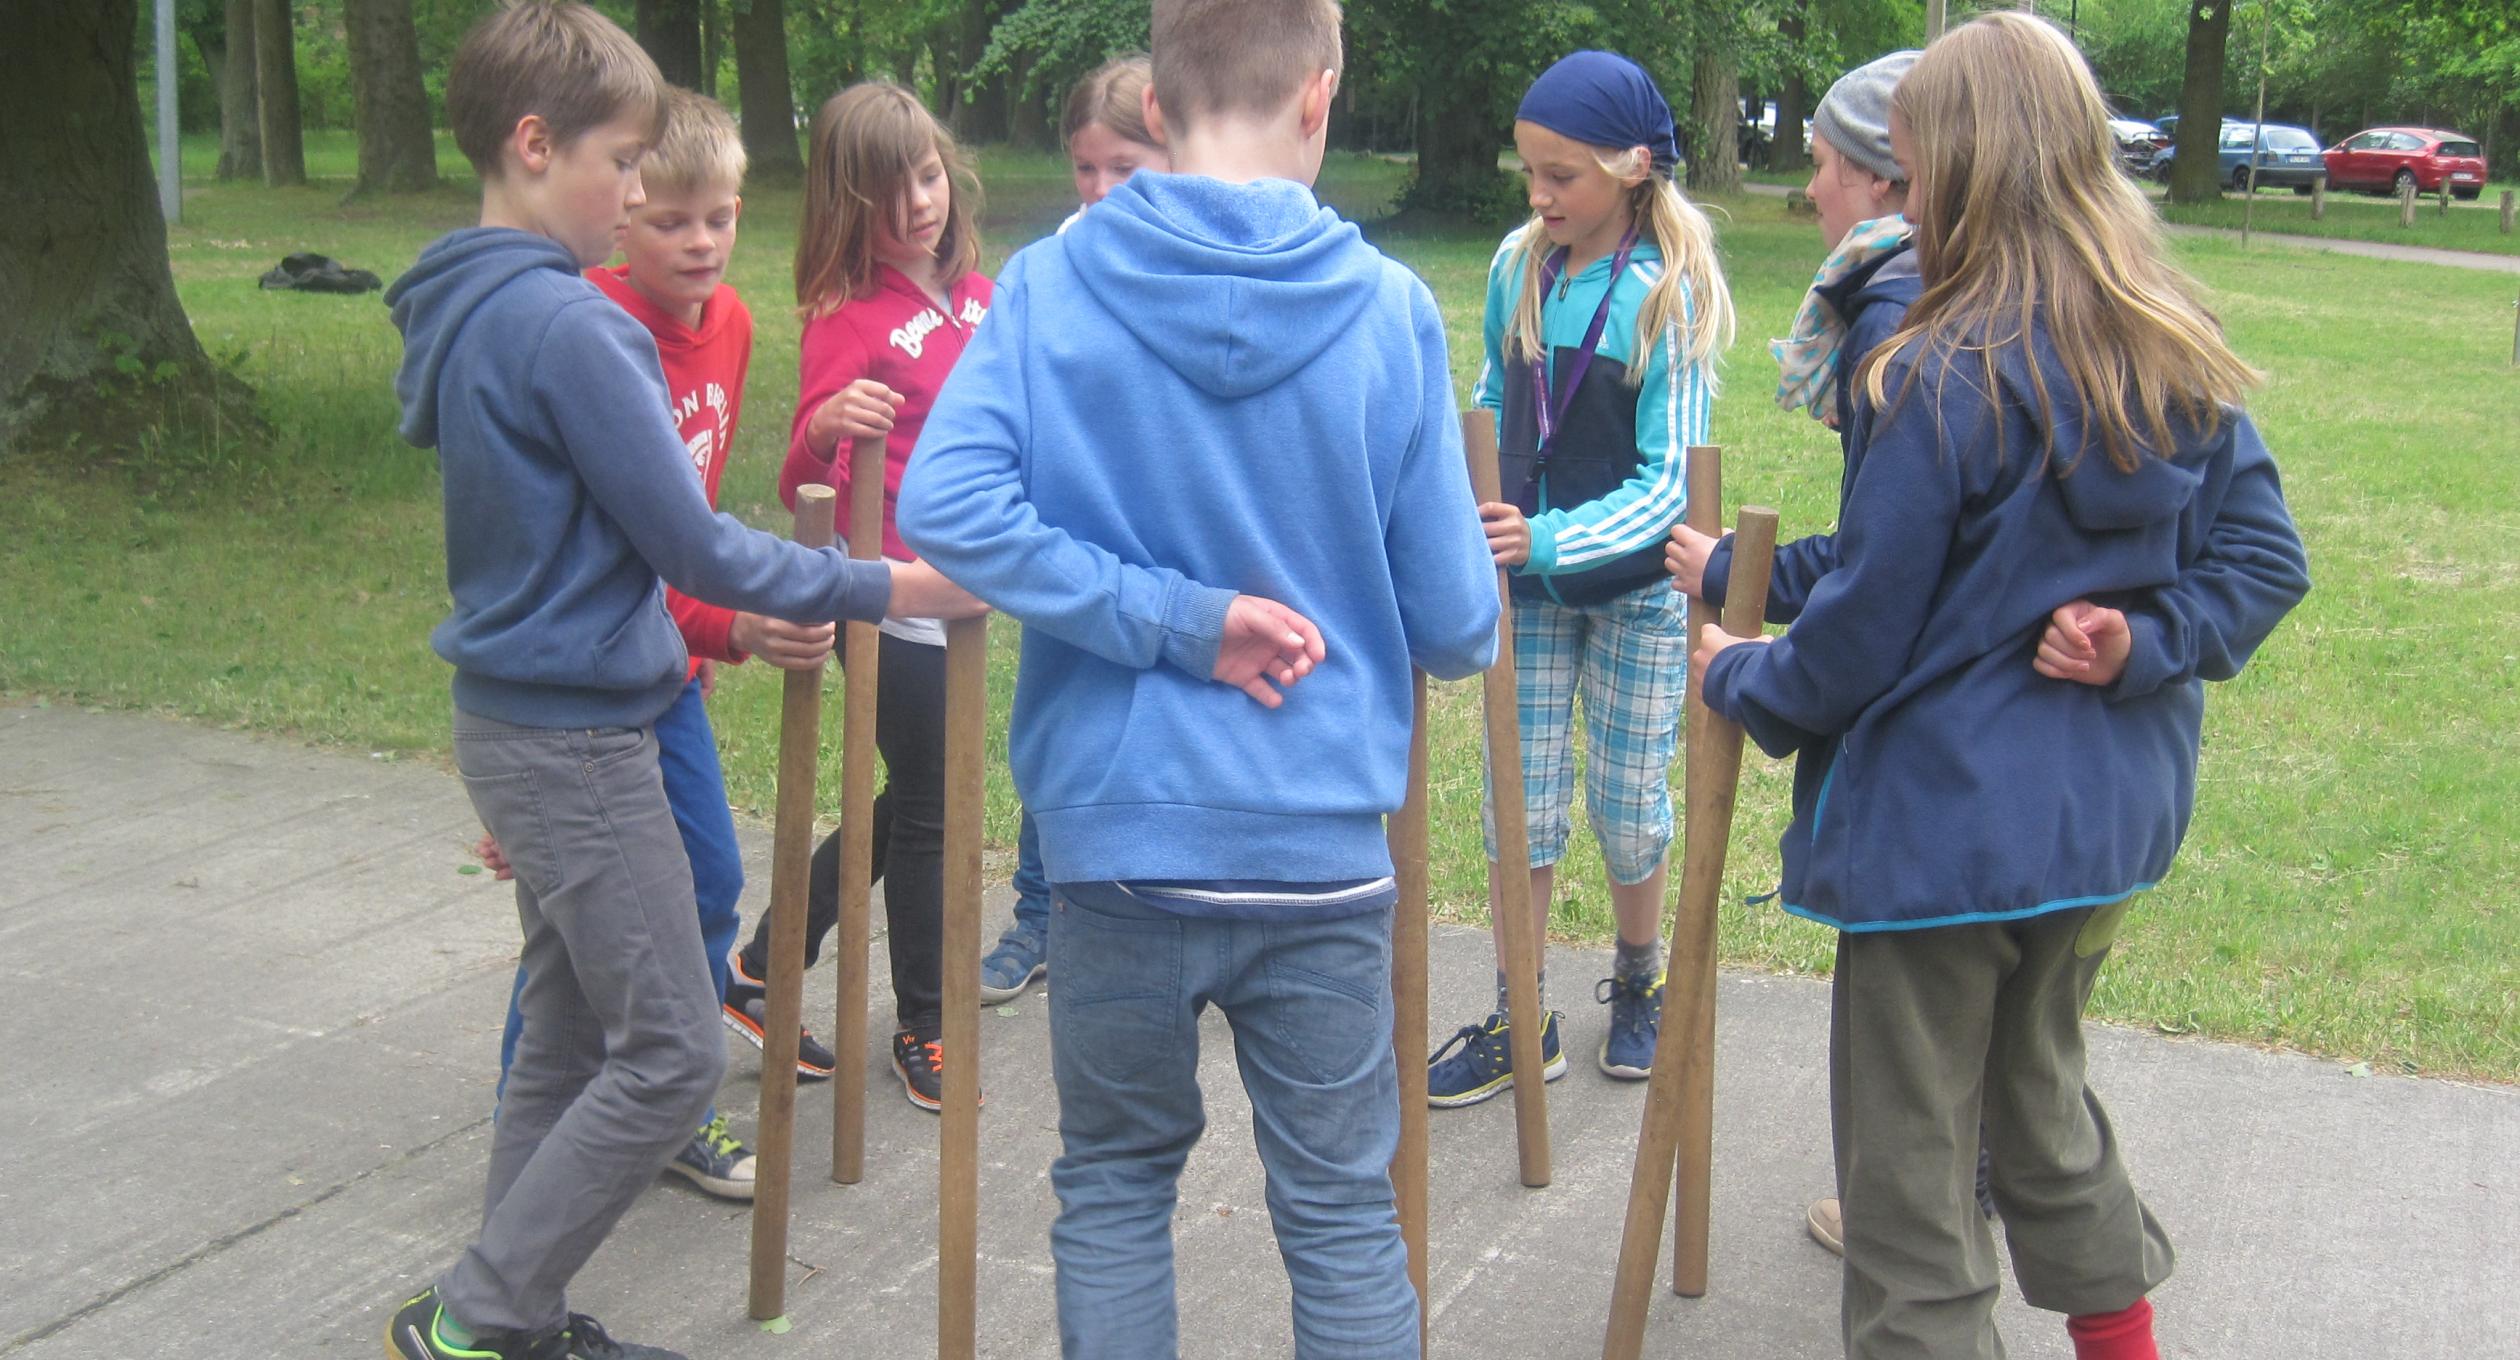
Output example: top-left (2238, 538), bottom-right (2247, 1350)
top-left (1481, 583), bottom-right (1688, 885)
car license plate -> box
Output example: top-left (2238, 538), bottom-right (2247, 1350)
top-left (2452, 171), bottom-right (2477, 181)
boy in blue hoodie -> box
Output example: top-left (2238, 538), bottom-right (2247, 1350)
top-left (378, 7), bottom-right (973, 1358)
top-left (898, 3), bottom-right (1496, 1353)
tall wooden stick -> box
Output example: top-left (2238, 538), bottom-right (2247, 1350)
top-left (747, 482), bottom-right (837, 1321)
top-left (1602, 505), bottom-right (1779, 1359)
top-left (938, 612), bottom-right (989, 1360)
top-left (1462, 408), bottom-right (1552, 1189)
top-left (831, 435), bottom-right (884, 1185)
top-left (1389, 670), bottom-right (1432, 1351)
top-left (1669, 448), bottom-right (1722, 1296)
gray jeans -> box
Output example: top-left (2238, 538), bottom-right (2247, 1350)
top-left (438, 712), bottom-right (725, 1337)
top-left (1831, 903), bottom-right (2174, 1360)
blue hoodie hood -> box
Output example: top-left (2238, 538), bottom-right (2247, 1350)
top-left (387, 228), bottom-right (582, 450)
top-left (1063, 174), bottom-right (1382, 399)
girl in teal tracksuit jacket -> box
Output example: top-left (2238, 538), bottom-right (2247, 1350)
top-left (1427, 50), bottom-right (1737, 1107)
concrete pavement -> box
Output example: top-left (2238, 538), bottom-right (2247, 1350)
top-left (2, 702), bottom-right (2511, 1359)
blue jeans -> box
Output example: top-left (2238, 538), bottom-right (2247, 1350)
top-left (1046, 884), bottom-right (1417, 1360)
top-left (498, 678), bottom-right (743, 1113)
top-left (999, 810), bottom-right (1049, 945)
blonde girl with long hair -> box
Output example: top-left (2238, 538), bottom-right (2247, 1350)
top-left (1427, 50), bottom-right (1735, 1108)
top-left (721, 82), bottom-right (995, 1114)
top-left (1691, 15), bottom-right (2308, 1358)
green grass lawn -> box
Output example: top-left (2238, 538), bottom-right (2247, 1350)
top-left (7, 136), bottom-right (2515, 1080)
top-left (2156, 184), bottom-right (2520, 257)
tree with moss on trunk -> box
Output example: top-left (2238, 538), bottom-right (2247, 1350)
top-left (637, 0), bottom-right (706, 88)
top-left (2167, 0), bottom-right (2231, 204)
top-left (1, 0), bottom-right (255, 455)
top-left (252, 0), bottom-right (305, 186)
top-left (731, 0), bottom-right (803, 181)
top-left (345, 0), bottom-right (437, 196)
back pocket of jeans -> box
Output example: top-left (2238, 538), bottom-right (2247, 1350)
top-left (1050, 897), bottom-right (1183, 1083)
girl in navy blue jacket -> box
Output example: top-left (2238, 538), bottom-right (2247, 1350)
top-left (1694, 16), bottom-right (2309, 1360)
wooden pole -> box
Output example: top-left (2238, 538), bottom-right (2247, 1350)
top-left (1924, 0), bottom-right (1948, 41)
top-left (938, 611), bottom-right (989, 1360)
top-left (1668, 447), bottom-right (1723, 1297)
top-left (1462, 408), bottom-right (1553, 1189)
top-left (2499, 189), bottom-right (2513, 234)
top-left (2439, 178), bottom-right (2452, 216)
top-left (1602, 506), bottom-right (1779, 1359)
top-left (746, 482), bottom-right (837, 1321)
top-left (2400, 180), bottom-right (2417, 227)
top-left (831, 435), bottom-right (884, 1184)
top-left (2311, 174), bottom-right (2326, 221)
top-left (1389, 670), bottom-right (1433, 1353)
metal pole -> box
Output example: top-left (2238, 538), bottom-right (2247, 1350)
top-left (2242, 0), bottom-right (2270, 246)
top-left (156, 0), bottom-right (180, 222)
top-left (1925, 0), bottom-right (1949, 42)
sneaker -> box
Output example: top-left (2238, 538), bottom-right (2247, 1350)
top-left (386, 1288), bottom-right (512, 1359)
top-left (1806, 1196), bottom-right (1845, 1256)
top-left (891, 1028), bottom-right (984, 1112)
top-left (1595, 970), bottom-right (1665, 1080)
top-left (663, 1112), bottom-right (756, 1201)
top-left (720, 970), bottom-right (836, 1082)
top-left (531, 1313), bottom-right (688, 1360)
top-left (978, 925), bottom-right (1048, 1005)
top-left (1424, 1009), bottom-right (1566, 1108)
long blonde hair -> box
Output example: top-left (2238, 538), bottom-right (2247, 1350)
top-left (1502, 148), bottom-right (1734, 390)
top-left (794, 83), bottom-right (984, 315)
top-left (1859, 12), bottom-right (2259, 472)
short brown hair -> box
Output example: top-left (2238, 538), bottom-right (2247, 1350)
top-left (446, 1), bottom-right (666, 179)
top-left (642, 88), bottom-right (747, 198)
top-left (1062, 53), bottom-right (1159, 150)
top-left (1150, 0), bottom-right (1343, 130)
top-left (794, 83), bottom-right (983, 314)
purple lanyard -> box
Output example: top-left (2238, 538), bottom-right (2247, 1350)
top-left (1530, 227), bottom-right (1641, 458)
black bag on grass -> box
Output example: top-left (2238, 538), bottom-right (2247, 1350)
top-left (259, 253), bottom-right (383, 294)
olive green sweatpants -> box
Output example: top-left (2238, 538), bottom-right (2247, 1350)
top-left (1830, 902), bottom-right (2174, 1359)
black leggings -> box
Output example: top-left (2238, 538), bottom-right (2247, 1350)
top-left (738, 631), bottom-right (946, 1035)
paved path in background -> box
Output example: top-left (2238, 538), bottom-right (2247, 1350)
top-left (3, 702), bottom-right (2512, 1359)
top-left (1740, 179), bottom-right (2520, 273)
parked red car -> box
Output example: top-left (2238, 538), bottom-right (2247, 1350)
top-left (2322, 127), bottom-right (2490, 200)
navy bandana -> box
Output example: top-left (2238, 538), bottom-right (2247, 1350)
top-left (1516, 50), bottom-right (1680, 177)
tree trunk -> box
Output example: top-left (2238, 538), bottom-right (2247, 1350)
top-left (0, 0), bottom-right (255, 453)
top-left (2168, 0), bottom-right (2230, 204)
top-left (731, 0), bottom-right (802, 182)
top-left (212, 0), bottom-right (262, 181)
top-left (636, 0), bottom-right (705, 88)
top-left (252, 0), bottom-right (304, 186)
top-left (944, 0), bottom-right (1011, 140)
top-left (700, 0), bottom-right (719, 97)
top-left (344, 0), bottom-right (437, 196)
top-left (1404, 74), bottom-right (1514, 219)
top-left (1688, 54), bottom-right (1742, 195)
top-left (1773, 12), bottom-right (1809, 173)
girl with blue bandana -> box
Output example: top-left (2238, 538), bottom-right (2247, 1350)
top-left (1427, 49), bottom-right (1736, 1108)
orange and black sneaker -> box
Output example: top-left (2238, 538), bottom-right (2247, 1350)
top-left (720, 954), bottom-right (837, 1082)
top-left (891, 1029), bottom-right (983, 1113)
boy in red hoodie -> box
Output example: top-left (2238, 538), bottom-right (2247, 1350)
top-left (483, 87), bottom-right (832, 1203)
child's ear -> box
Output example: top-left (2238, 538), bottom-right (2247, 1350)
top-left (1623, 144), bottom-right (1653, 188)
top-left (729, 194), bottom-right (745, 223)
top-left (1141, 84), bottom-right (1168, 152)
top-left (508, 113), bottom-right (555, 176)
top-left (1299, 68), bottom-right (1340, 139)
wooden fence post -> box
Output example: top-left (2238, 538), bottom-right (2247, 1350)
top-left (2399, 181), bottom-right (2417, 227)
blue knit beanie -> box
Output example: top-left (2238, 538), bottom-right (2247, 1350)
top-left (1516, 50), bottom-right (1679, 177)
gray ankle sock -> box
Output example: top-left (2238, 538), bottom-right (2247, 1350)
top-left (1615, 935), bottom-right (1663, 981)
top-left (1494, 968), bottom-right (1548, 1017)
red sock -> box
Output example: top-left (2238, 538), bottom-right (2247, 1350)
top-left (2066, 1297), bottom-right (2158, 1360)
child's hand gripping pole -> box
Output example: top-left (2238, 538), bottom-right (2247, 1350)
top-left (1602, 499), bottom-right (1778, 1359)
top-left (1388, 669), bottom-right (1432, 1350)
top-left (830, 434), bottom-right (886, 1186)
top-left (748, 482), bottom-right (837, 1323)
top-left (937, 608), bottom-right (989, 1360)
top-left (1463, 408), bottom-right (1555, 1189)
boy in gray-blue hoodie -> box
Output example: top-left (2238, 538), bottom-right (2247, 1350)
top-left (377, 7), bottom-right (974, 1358)
top-left (899, 4), bottom-right (1495, 1354)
